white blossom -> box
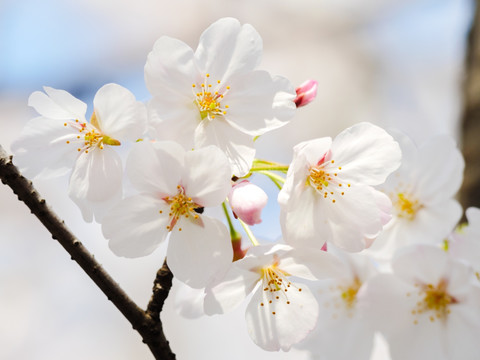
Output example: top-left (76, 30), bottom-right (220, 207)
top-left (102, 141), bottom-right (233, 288)
top-left (145, 17), bottom-right (296, 176)
top-left (204, 243), bottom-right (343, 351)
top-left (297, 247), bottom-right (378, 360)
top-left (366, 244), bottom-right (480, 360)
top-left (11, 84), bottom-right (147, 222)
top-left (449, 207), bottom-right (480, 279)
top-left (367, 133), bottom-right (464, 260)
top-left (278, 122), bottom-right (401, 252)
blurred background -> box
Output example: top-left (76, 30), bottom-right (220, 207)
top-left (0, 0), bottom-right (474, 359)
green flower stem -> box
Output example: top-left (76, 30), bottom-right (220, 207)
top-left (257, 170), bottom-right (286, 190)
top-left (222, 202), bottom-right (242, 242)
top-left (238, 218), bottom-right (260, 246)
top-left (250, 165), bottom-right (289, 172)
top-left (251, 159), bottom-right (289, 173)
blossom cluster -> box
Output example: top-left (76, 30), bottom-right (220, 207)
top-left (12, 17), bottom-right (480, 359)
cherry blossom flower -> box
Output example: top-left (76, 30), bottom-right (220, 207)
top-left (101, 140), bottom-right (233, 288)
top-left (449, 207), bottom-right (480, 279)
top-left (366, 244), bottom-right (480, 360)
top-left (294, 80), bottom-right (318, 108)
top-left (11, 84), bottom-right (147, 222)
top-left (278, 122), bottom-right (401, 252)
top-left (145, 17), bottom-right (296, 176)
top-left (228, 180), bottom-right (268, 225)
top-left (296, 247), bottom-right (378, 360)
top-left (204, 243), bottom-right (343, 351)
top-left (367, 133), bottom-right (464, 260)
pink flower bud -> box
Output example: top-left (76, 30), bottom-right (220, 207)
top-left (294, 79), bottom-right (318, 108)
top-left (228, 180), bottom-right (268, 226)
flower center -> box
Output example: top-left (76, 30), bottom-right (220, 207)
top-left (410, 279), bottom-right (456, 324)
top-left (163, 185), bottom-right (200, 231)
top-left (395, 193), bottom-right (422, 220)
top-left (258, 257), bottom-right (302, 316)
top-left (192, 73), bottom-right (230, 121)
top-left (340, 277), bottom-right (362, 309)
top-left (64, 112), bottom-right (120, 153)
top-left (307, 159), bottom-right (349, 204)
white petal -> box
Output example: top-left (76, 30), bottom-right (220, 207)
top-left (182, 146), bottom-right (231, 207)
top-left (278, 137), bottom-right (332, 209)
top-left (272, 75), bottom-right (297, 123)
top-left (392, 244), bottom-right (449, 286)
top-left (204, 265), bottom-right (260, 315)
top-left (450, 207), bottom-right (480, 271)
top-left (126, 141), bottom-right (184, 196)
top-left (68, 147), bottom-right (123, 203)
top-left (235, 243), bottom-right (294, 272)
top-left (167, 217), bottom-right (232, 288)
top-left (369, 199), bottom-right (461, 260)
top-left (327, 186), bottom-right (386, 252)
top-left (300, 280), bottom-right (375, 360)
top-left (194, 117), bottom-right (256, 177)
top-left (70, 190), bottom-right (121, 223)
top-left (330, 122), bottom-right (401, 185)
top-left (28, 87), bottom-right (87, 121)
top-left (465, 207), bottom-right (480, 229)
top-left (281, 187), bottom-right (328, 250)
top-left (278, 247), bottom-right (344, 280)
top-left (364, 274), bottom-right (416, 335)
top-left (245, 282), bottom-right (319, 351)
top-left (11, 117), bottom-right (79, 178)
top-left (195, 18), bottom-right (262, 83)
top-left (145, 36), bottom-right (197, 98)
top-left (292, 136), bottom-right (333, 168)
top-left (93, 83), bottom-right (147, 141)
top-left (386, 315), bottom-right (446, 360)
top-left (415, 135), bottom-right (464, 203)
top-left (102, 194), bottom-right (170, 257)
top-left (147, 96), bottom-right (198, 150)
top-left (223, 71), bottom-right (295, 136)
top-left (446, 301), bottom-right (480, 360)
top-left (174, 280), bottom-right (207, 319)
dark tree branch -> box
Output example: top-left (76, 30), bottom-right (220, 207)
top-left (0, 145), bottom-right (175, 360)
top-left (461, 0), bottom-right (480, 211)
top-left (147, 259), bottom-right (174, 318)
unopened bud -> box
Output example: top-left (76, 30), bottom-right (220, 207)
top-left (228, 180), bottom-right (268, 226)
top-left (294, 80), bottom-right (318, 108)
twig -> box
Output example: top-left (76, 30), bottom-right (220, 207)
top-left (0, 145), bottom-right (175, 360)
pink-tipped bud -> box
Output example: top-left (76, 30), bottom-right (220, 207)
top-left (228, 180), bottom-right (268, 226)
top-left (294, 79), bottom-right (318, 108)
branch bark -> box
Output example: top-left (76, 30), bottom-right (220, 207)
top-left (460, 0), bottom-right (480, 211)
top-left (0, 145), bottom-right (175, 360)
